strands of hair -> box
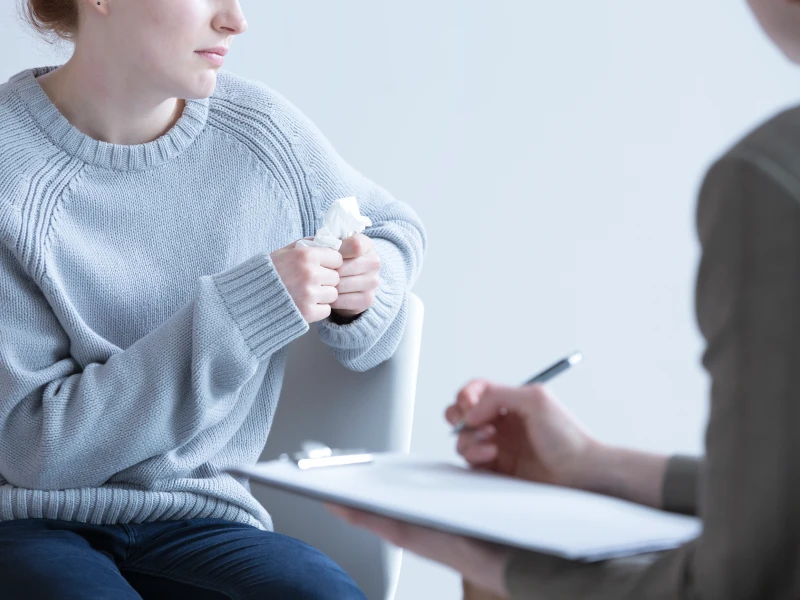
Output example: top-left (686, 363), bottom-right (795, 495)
top-left (21, 0), bottom-right (80, 41)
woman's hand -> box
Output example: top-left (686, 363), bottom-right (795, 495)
top-left (447, 381), bottom-right (600, 490)
top-left (331, 234), bottom-right (381, 319)
top-left (270, 244), bottom-right (342, 323)
top-left (327, 505), bottom-right (512, 598)
top-left (448, 381), bottom-right (670, 507)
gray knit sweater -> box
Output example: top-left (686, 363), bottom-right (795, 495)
top-left (0, 67), bottom-right (425, 530)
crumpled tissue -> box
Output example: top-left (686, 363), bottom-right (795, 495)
top-left (296, 196), bottom-right (372, 251)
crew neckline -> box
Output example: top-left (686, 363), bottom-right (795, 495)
top-left (9, 66), bottom-right (210, 171)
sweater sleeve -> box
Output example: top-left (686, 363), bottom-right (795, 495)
top-left (273, 97), bottom-right (427, 372)
top-left (0, 243), bottom-right (308, 491)
top-left (503, 153), bottom-right (800, 599)
top-left (661, 455), bottom-right (701, 516)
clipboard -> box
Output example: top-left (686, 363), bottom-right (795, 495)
top-left (230, 445), bottom-right (701, 562)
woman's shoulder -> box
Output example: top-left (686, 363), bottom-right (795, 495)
top-left (716, 104), bottom-right (800, 195)
top-left (0, 81), bottom-right (22, 244)
top-left (0, 77), bottom-right (41, 223)
top-left (697, 106), bottom-right (800, 239)
top-left (209, 71), bottom-right (315, 137)
top-left (212, 71), bottom-right (283, 108)
top-left (0, 75), bottom-right (30, 138)
top-left (696, 105), bottom-right (800, 209)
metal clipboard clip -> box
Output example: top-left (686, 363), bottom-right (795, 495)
top-left (280, 440), bottom-right (373, 470)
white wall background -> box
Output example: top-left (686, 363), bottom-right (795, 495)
top-left (2, 1), bottom-right (799, 598)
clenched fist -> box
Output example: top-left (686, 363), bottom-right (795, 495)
top-left (270, 244), bottom-right (343, 323)
top-left (331, 233), bottom-right (381, 319)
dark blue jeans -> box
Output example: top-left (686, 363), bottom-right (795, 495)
top-left (0, 518), bottom-right (366, 599)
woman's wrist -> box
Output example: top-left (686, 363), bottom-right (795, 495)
top-left (457, 537), bottom-right (513, 598)
top-left (328, 309), bottom-right (363, 325)
top-left (578, 442), bottom-right (669, 509)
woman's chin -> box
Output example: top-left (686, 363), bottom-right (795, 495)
top-left (180, 71), bottom-right (220, 100)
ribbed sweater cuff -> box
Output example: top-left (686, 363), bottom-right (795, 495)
top-left (317, 281), bottom-right (404, 350)
top-left (213, 253), bottom-right (308, 360)
top-left (661, 455), bottom-right (701, 516)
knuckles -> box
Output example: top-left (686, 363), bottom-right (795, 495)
top-left (349, 236), bottom-right (366, 257)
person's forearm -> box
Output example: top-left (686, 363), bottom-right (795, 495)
top-left (582, 443), bottom-right (670, 509)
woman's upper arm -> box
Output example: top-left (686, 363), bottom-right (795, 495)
top-left (689, 152), bottom-right (800, 598)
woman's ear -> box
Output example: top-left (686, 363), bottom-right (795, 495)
top-left (81, 0), bottom-right (110, 17)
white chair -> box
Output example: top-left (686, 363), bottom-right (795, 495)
top-left (251, 293), bottom-right (424, 600)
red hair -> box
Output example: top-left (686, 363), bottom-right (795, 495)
top-left (21, 0), bottom-right (79, 40)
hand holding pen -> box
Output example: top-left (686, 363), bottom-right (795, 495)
top-left (451, 352), bottom-right (582, 434)
top-left (445, 352), bottom-right (598, 487)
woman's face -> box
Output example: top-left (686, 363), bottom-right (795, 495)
top-left (88, 0), bottom-right (248, 99)
top-left (748, 0), bottom-right (800, 63)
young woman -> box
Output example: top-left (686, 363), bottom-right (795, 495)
top-left (332, 0), bottom-right (800, 598)
top-left (0, 1), bottom-right (425, 598)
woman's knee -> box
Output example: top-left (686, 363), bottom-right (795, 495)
top-left (238, 533), bottom-right (366, 600)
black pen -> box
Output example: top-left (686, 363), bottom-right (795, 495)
top-left (451, 351), bottom-right (583, 435)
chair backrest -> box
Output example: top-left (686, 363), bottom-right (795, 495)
top-left (252, 293), bottom-right (424, 600)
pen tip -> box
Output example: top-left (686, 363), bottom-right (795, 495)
top-left (569, 352), bottom-right (583, 365)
